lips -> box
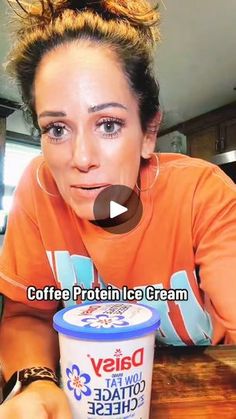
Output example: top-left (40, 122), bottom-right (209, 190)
top-left (70, 183), bottom-right (111, 199)
top-left (71, 184), bottom-right (110, 190)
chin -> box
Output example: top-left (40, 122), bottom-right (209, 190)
top-left (69, 201), bottom-right (95, 221)
top-left (74, 208), bottom-right (95, 221)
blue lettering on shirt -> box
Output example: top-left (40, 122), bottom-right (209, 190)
top-left (47, 251), bottom-right (213, 345)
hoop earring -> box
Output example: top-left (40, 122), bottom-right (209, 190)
top-left (36, 160), bottom-right (59, 198)
top-left (135, 153), bottom-right (160, 192)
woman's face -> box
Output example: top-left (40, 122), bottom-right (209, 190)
top-left (35, 42), bottom-right (155, 219)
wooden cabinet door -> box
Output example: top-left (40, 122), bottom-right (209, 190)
top-left (219, 118), bottom-right (236, 152)
top-left (188, 126), bottom-right (218, 161)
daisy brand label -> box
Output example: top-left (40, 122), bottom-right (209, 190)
top-left (87, 371), bottom-right (146, 417)
top-left (55, 303), bottom-right (159, 418)
top-left (87, 348), bottom-right (146, 418)
top-left (89, 347), bottom-right (144, 377)
top-left (65, 347), bottom-right (147, 418)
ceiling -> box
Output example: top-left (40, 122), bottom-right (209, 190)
top-left (0, 0), bottom-right (236, 130)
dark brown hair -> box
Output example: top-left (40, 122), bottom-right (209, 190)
top-left (7, 0), bottom-right (160, 133)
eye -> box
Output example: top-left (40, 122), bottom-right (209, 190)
top-left (96, 118), bottom-right (125, 138)
top-left (41, 123), bottom-right (69, 142)
top-left (103, 121), bottom-right (117, 133)
top-left (50, 125), bottom-right (66, 138)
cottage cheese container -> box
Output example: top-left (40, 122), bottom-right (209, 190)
top-left (53, 302), bottom-right (161, 419)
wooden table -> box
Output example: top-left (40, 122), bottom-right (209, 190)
top-left (150, 345), bottom-right (236, 418)
top-left (0, 346), bottom-right (235, 417)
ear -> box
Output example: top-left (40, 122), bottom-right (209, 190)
top-left (141, 111), bottom-right (162, 159)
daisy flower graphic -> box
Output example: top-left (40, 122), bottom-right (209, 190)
top-left (81, 313), bottom-right (129, 328)
top-left (66, 364), bottom-right (91, 401)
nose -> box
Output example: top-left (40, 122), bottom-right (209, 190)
top-left (71, 132), bottom-right (99, 172)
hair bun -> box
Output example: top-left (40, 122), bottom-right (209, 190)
top-left (7, 0), bottom-right (159, 45)
top-left (69, 0), bottom-right (115, 19)
top-left (70, 0), bottom-right (159, 39)
top-left (69, 0), bottom-right (104, 12)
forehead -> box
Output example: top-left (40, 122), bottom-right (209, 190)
top-left (34, 41), bottom-right (137, 110)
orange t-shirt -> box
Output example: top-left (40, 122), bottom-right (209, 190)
top-left (0, 153), bottom-right (236, 346)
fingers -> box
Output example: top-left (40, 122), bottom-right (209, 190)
top-left (0, 402), bottom-right (13, 419)
top-left (54, 397), bottom-right (73, 419)
top-left (0, 383), bottom-right (73, 419)
top-left (55, 408), bottom-right (73, 419)
top-left (0, 399), bottom-right (48, 419)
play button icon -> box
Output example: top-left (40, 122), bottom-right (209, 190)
top-left (93, 185), bottom-right (143, 234)
top-left (110, 201), bottom-right (128, 219)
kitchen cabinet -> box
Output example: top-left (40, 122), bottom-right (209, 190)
top-left (188, 117), bottom-right (236, 161)
top-left (218, 118), bottom-right (236, 152)
top-left (160, 102), bottom-right (236, 162)
top-left (187, 126), bottom-right (218, 161)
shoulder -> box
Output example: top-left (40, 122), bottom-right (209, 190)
top-left (158, 153), bottom-right (236, 191)
top-left (12, 155), bottom-right (62, 217)
top-left (15, 155), bottom-right (44, 191)
top-left (159, 152), bottom-right (217, 173)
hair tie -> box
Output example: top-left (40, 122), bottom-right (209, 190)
top-left (70, 0), bottom-right (104, 13)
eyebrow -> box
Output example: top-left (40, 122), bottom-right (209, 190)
top-left (38, 111), bottom-right (66, 119)
top-left (88, 102), bottom-right (128, 113)
top-left (38, 102), bottom-right (128, 119)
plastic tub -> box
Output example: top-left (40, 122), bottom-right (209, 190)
top-left (53, 302), bottom-right (161, 419)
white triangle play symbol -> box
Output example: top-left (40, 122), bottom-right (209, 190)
top-left (110, 201), bottom-right (128, 219)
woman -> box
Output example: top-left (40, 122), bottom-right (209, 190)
top-left (0, 0), bottom-right (236, 417)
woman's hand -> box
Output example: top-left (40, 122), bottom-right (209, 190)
top-left (0, 380), bottom-right (72, 419)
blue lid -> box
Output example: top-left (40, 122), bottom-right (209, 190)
top-left (53, 302), bottom-right (160, 341)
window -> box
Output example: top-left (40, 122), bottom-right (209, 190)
top-left (3, 141), bottom-right (41, 212)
